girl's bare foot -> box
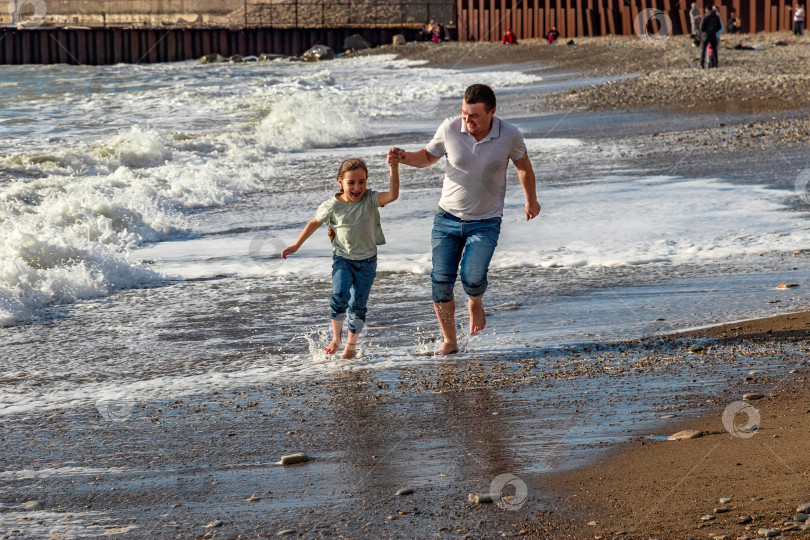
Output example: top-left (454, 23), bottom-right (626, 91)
top-left (434, 341), bottom-right (459, 356)
top-left (325, 319), bottom-right (344, 355)
top-left (340, 330), bottom-right (359, 359)
top-left (468, 296), bottom-right (486, 336)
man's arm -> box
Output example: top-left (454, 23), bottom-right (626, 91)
top-left (514, 154), bottom-right (541, 221)
top-left (392, 147), bottom-right (441, 168)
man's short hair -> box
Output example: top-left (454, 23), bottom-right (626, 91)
top-left (463, 84), bottom-right (496, 111)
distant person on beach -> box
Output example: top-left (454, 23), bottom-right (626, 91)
top-left (546, 27), bottom-right (560, 44)
top-left (690, 2), bottom-right (701, 40)
top-left (700, 6), bottom-right (722, 68)
top-left (420, 20), bottom-right (436, 42)
top-left (390, 84), bottom-right (540, 356)
top-left (795, 5), bottom-right (805, 36)
top-left (281, 153), bottom-right (400, 359)
top-left (727, 11), bottom-right (742, 33)
top-left (502, 27), bottom-right (517, 45)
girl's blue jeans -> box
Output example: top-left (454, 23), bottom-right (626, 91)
top-left (330, 254), bottom-right (377, 333)
top-left (431, 208), bottom-right (501, 304)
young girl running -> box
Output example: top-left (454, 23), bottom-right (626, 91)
top-left (281, 151), bottom-right (400, 359)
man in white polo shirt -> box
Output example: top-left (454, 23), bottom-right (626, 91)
top-left (393, 84), bottom-right (540, 355)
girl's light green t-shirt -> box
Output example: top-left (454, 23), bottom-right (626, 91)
top-left (315, 190), bottom-right (386, 261)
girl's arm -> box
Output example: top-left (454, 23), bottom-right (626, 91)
top-left (378, 149), bottom-right (400, 206)
top-left (281, 218), bottom-right (323, 258)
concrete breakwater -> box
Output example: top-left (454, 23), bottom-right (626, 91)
top-left (0, 26), bottom-right (416, 65)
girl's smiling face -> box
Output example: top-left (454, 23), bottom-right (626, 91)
top-left (337, 168), bottom-right (367, 202)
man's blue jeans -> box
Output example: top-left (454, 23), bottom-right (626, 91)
top-left (330, 254), bottom-right (377, 333)
top-left (431, 208), bottom-right (501, 304)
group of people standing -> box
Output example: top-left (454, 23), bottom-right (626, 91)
top-left (691, 3), bottom-right (805, 69)
top-left (691, 3), bottom-right (725, 68)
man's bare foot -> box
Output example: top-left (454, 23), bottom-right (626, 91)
top-left (434, 341), bottom-right (459, 356)
top-left (340, 346), bottom-right (356, 360)
top-left (469, 296), bottom-right (486, 336)
top-left (324, 339), bottom-right (341, 355)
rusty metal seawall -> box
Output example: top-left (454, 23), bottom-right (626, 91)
top-left (457, 0), bottom-right (805, 41)
top-left (0, 26), bottom-right (415, 65)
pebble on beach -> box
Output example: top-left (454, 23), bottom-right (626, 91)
top-left (277, 529), bottom-right (297, 537)
top-left (668, 430), bottom-right (704, 441)
top-left (469, 492), bottom-right (498, 504)
top-left (280, 453), bottom-right (310, 465)
top-left (396, 488), bottom-right (414, 496)
top-left (743, 393), bottom-right (764, 401)
top-left (21, 500), bottom-right (41, 510)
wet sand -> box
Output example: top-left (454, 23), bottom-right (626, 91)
top-left (541, 322), bottom-right (810, 540)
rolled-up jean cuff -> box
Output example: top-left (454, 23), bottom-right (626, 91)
top-left (463, 281), bottom-right (487, 298)
top-left (432, 282), bottom-right (455, 303)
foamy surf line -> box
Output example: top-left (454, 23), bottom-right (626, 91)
top-left (136, 172), bottom-right (810, 281)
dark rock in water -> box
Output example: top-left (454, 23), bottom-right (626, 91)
top-left (301, 45), bottom-right (336, 62)
top-left (229, 55), bottom-right (245, 63)
top-left (258, 53), bottom-right (299, 62)
top-left (243, 55), bottom-right (259, 62)
top-left (200, 53), bottom-right (226, 64)
top-left (343, 33), bottom-right (372, 52)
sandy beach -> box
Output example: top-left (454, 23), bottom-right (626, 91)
top-left (3, 33), bottom-right (810, 540)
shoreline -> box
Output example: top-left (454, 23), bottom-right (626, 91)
top-left (368, 33), bottom-right (810, 538)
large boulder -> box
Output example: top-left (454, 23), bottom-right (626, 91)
top-left (342, 33), bottom-right (372, 52)
top-left (301, 44), bottom-right (336, 62)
